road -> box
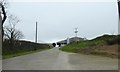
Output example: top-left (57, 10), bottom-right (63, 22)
top-left (3, 48), bottom-right (118, 70)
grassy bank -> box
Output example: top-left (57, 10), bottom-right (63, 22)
top-left (3, 48), bottom-right (49, 59)
top-left (60, 40), bottom-right (105, 52)
top-left (60, 35), bottom-right (119, 58)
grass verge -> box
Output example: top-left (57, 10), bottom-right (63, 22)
top-left (3, 48), bottom-right (49, 59)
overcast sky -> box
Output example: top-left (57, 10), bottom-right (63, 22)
top-left (5, 0), bottom-right (119, 43)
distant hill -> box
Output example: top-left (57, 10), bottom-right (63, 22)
top-left (57, 37), bottom-right (85, 44)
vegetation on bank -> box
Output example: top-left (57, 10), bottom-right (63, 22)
top-left (3, 48), bottom-right (49, 59)
top-left (3, 40), bottom-right (52, 59)
top-left (60, 34), bottom-right (120, 58)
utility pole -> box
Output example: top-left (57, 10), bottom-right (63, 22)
top-left (74, 28), bottom-right (78, 37)
top-left (35, 21), bottom-right (38, 50)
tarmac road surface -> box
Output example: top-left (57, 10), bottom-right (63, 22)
top-left (2, 48), bottom-right (118, 70)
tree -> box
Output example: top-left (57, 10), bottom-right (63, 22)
top-left (57, 42), bottom-right (61, 47)
top-left (52, 43), bottom-right (56, 47)
top-left (0, 0), bottom-right (8, 7)
top-left (0, 0), bottom-right (7, 43)
top-left (4, 15), bottom-right (23, 49)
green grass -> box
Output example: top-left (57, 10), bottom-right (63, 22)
top-left (3, 48), bottom-right (49, 59)
top-left (60, 34), bottom-right (119, 53)
top-left (60, 40), bottom-right (105, 53)
top-left (60, 35), bottom-right (120, 58)
top-left (60, 35), bottom-right (120, 57)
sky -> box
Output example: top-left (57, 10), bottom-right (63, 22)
top-left (9, 0), bottom-right (117, 2)
top-left (4, 0), bottom-right (119, 43)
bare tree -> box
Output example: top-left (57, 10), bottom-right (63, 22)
top-left (4, 15), bottom-right (23, 49)
top-left (4, 26), bottom-right (23, 40)
top-left (0, 0), bottom-right (7, 43)
top-left (0, 0), bottom-right (8, 8)
top-left (0, 0), bottom-right (8, 25)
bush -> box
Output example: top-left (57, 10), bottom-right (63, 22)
top-left (106, 35), bottom-right (120, 45)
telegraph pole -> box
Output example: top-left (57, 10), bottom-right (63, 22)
top-left (35, 22), bottom-right (38, 50)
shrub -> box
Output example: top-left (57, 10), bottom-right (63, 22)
top-left (106, 35), bottom-right (120, 45)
